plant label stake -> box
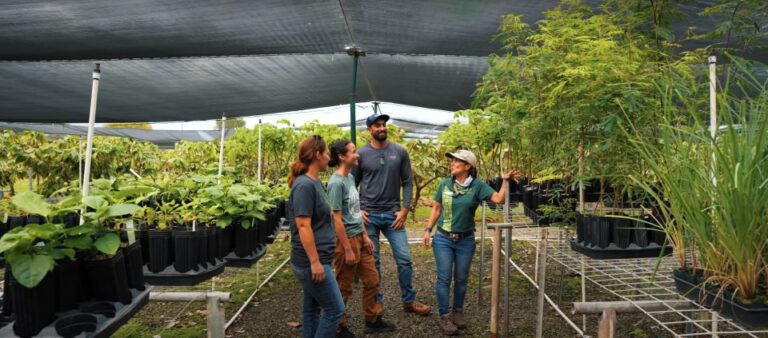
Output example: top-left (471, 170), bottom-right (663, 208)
top-left (126, 219), bottom-right (136, 245)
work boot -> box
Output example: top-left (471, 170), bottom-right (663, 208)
top-left (403, 300), bottom-right (432, 316)
top-left (336, 325), bottom-right (356, 338)
top-left (364, 316), bottom-right (396, 334)
top-left (437, 313), bottom-right (459, 336)
top-left (451, 309), bottom-right (467, 329)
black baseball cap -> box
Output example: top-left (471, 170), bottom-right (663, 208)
top-left (366, 113), bottom-right (390, 127)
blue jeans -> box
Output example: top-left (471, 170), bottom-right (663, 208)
top-left (366, 211), bottom-right (416, 304)
top-left (433, 231), bottom-right (476, 315)
top-left (291, 264), bottom-right (345, 338)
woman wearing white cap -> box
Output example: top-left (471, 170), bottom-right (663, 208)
top-left (422, 149), bottom-right (518, 336)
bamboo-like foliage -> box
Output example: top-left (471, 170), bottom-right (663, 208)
top-left (627, 56), bottom-right (768, 301)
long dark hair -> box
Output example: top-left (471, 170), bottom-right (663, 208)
top-left (328, 139), bottom-right (352, 168)
top-left (288, 135), bottom-right (327, 187)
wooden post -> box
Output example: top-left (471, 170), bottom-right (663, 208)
top-left (598, 308), bottom-right (616, 338)
top-left (490, 228), bottom-right (501, 338)
top-left (479, 202), bottom-right (486, 302)
top-left (207, 294), bottom-right (225, 338)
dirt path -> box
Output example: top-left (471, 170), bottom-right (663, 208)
top-left (227, 236), bottom-right (663, 338)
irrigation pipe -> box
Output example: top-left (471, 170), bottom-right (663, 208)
top-left (224, 256), bottom-right (291, 329)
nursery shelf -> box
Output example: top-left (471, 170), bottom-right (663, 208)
top-left (144, 259), bottom-right (226, 286)
top-left (537, 237), bottom-right (768, 337)
top-left (224, 243), bottom-right (268, 268)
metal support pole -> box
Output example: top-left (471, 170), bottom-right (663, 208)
top-left (479, 202), bottom-right (486, 302)
top-left (218, 114), bottom-right (226, 179)
top-left (207, 294), bottom-right (225, 338)
top-left (581, 257), bottom-right (587, 332)
top-left (490, 228), bottom-right (501, 338)
top-left (82, 63), bottom-right (101, 198)
top-left (349, 54), bottom-right (360, 145)
top-left (597, 308), bottom-right (616, 338)
top-left (257, 119), bottom-right (262, 182)
top-left (712, 311), bottom-right (719, 338)
top-left (78, 138), bottom-right (83, 190)
top-left (504, 228), bottom-right (511, 336)
top-left (535, 229), bottom-right (548, 338)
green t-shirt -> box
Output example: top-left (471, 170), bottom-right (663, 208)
top-left (327, 173), bottom-right (365, 238)
top-left (433, 177), bottom-right (496, 233)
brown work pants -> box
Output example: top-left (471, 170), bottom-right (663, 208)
top-left (334, 233), bottom-right (382, 328)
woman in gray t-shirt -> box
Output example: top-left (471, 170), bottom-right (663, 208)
top-left (287, 135), bottom-right (344, 338)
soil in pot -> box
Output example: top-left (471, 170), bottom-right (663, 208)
top-left (611, 217), bottom-right (632, 249)
top-left (148, 229), bottom-right (172, 273)
top-left (82, 250), bottom-right (132, 305)
top-left (172, 229), bottom-right (195, 273)
top-left (11, 271), bottom-right (56, 338)
top-left (123, 242), bottom-right (146, 291)
top-left (54, 259), bottom-right (81, 312)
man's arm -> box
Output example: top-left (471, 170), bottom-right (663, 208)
top-left (400, 147), bottom-right (414, 210)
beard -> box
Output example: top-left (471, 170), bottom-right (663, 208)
top-left (373, 131), bottom-right (388, 141)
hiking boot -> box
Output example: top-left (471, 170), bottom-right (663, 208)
top-left (403, 300), bottom-right (432, 316)
top-left (451, 309), bottom-right (467, 329)
top-left (364, 316), bottom-right (396, 334)
top-left (437, 313), bottom-right (459, 336)
top-left (336, 325), bottom-right (356, 338)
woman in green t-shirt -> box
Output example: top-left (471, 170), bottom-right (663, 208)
top-left (422, 150), bottom-right (518, 336)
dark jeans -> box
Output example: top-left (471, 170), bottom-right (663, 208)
top-left (366, 211), bottom-right (416, 304)
top-left (432, 231), bottom-right (476, 315)
top-left (291, 263), bottom-right (345, 338)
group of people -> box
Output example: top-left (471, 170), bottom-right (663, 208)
top-left (287, 113), bottom-right (518, 337)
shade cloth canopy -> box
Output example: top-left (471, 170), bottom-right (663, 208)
top-left (0, 122), bottom-right (234, 147)
top-left (0, 0), bottom-right (761, 123)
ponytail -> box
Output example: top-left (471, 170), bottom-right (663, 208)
top-left (288, 135), bottom-right (327, 187)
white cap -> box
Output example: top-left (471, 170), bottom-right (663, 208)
top-left (445, 149), bottom-right (478, 168)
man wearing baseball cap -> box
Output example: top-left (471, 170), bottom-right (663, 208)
top-left (351, 113), bottom-right (432, 317)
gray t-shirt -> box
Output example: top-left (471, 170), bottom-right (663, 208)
top-left (352, 142), bottom-right (413, 212)
top-left (327, 172), bottom-right (364, 238)
top-left (288, 175), bottom-right (335, 268)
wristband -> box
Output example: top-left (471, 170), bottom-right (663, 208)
top-left (424, 227), bottom-right (432, 233)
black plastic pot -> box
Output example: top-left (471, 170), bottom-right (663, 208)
top-left (0, 220), bottom-right (8, 239)
top-left (136, 229), bottom-right (150, 266)
top-left (82, 250), bottom-right (132, 305)
top-left (3, 268), bottom-right (13, 316)
top-left (54, 259), bottom-right (81, 312)
top-left (650, 229), bottom-right (667, 245)
top-left (24, 215), bottom-right (43, 225)
top-left (206, 227), bottom-right (219, 263)
top-left (586, 216), bottom-right (611, 248)
top-left (234, 223), bottom-right (253, 257)
top-left (611, 217), bottom-right (632, 249)
top-left (193, 228), bottom-right (207, 268)
top-left (219, 226), bottom-right (233, 258)
top-left (575, 214), bottom-right (585, 243)
top-left (632, 219), bottom-right (649, 247)
top-left (123, 242), bottom-right (146, 291)
top-left (54, 313), bottom-right (98, 338)
top-left (673, 269), bottom-right (768, 329)
top-left (8, 216), bottom-right (25, 229)
top-left (148, 229), bottom-right (172, 273)
top-left (172, 229), bottom-right (195, 273)
top-left (11, 271), bottom-right (56, 338)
